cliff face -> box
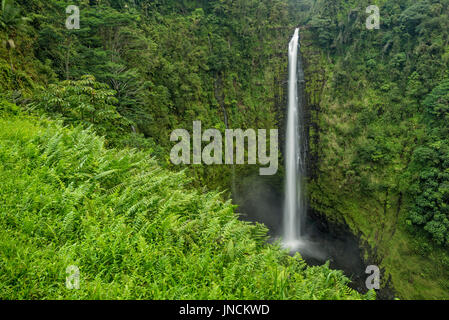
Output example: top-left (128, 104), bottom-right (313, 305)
top-left (298, 1), bottom-right (449, 298)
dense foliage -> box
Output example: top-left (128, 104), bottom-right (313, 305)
top-left (0, 110), bottom-right (369, 299)
top-left (408, 80), bottom-right (449, 246)
top-left (27, 74), bottom-right (157, 150)
top-left (296, 0), bottom-right (449, 298)
top-left (0, 0), bottom-right (297, 191)
top-left (304, 0), bottom-right (449, 245)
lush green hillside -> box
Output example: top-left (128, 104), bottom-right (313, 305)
top-left (0, 0), bottom-right (298, 193)
top-left (297, 0), bottom-right (449, 299)
top-left (0, 107), bottom-right (369, 299)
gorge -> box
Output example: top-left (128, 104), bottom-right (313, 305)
top-left (2, 0), bottom-right (449, 301)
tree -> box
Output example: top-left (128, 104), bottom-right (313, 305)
top-left (29, 75), bottom-right (133, 144)
top-left (407, 80), bottom-right (449, 246)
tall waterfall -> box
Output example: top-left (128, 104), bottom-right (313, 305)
top-left (283, 28), bottom-right (307, 250)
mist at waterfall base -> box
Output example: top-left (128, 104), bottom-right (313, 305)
top-left (230, 29), bottom-right (371, 294)
top-left (232, 173), bottom-right (369, 294)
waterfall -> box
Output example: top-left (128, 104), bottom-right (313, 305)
top-left (283, 28), bottom-right (307, 250)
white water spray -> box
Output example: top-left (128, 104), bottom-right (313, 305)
top-left (283, 28), bottom-right (307, 251)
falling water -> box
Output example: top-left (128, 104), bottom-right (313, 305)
top-left (283, 28), bottom-right (307, 251)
